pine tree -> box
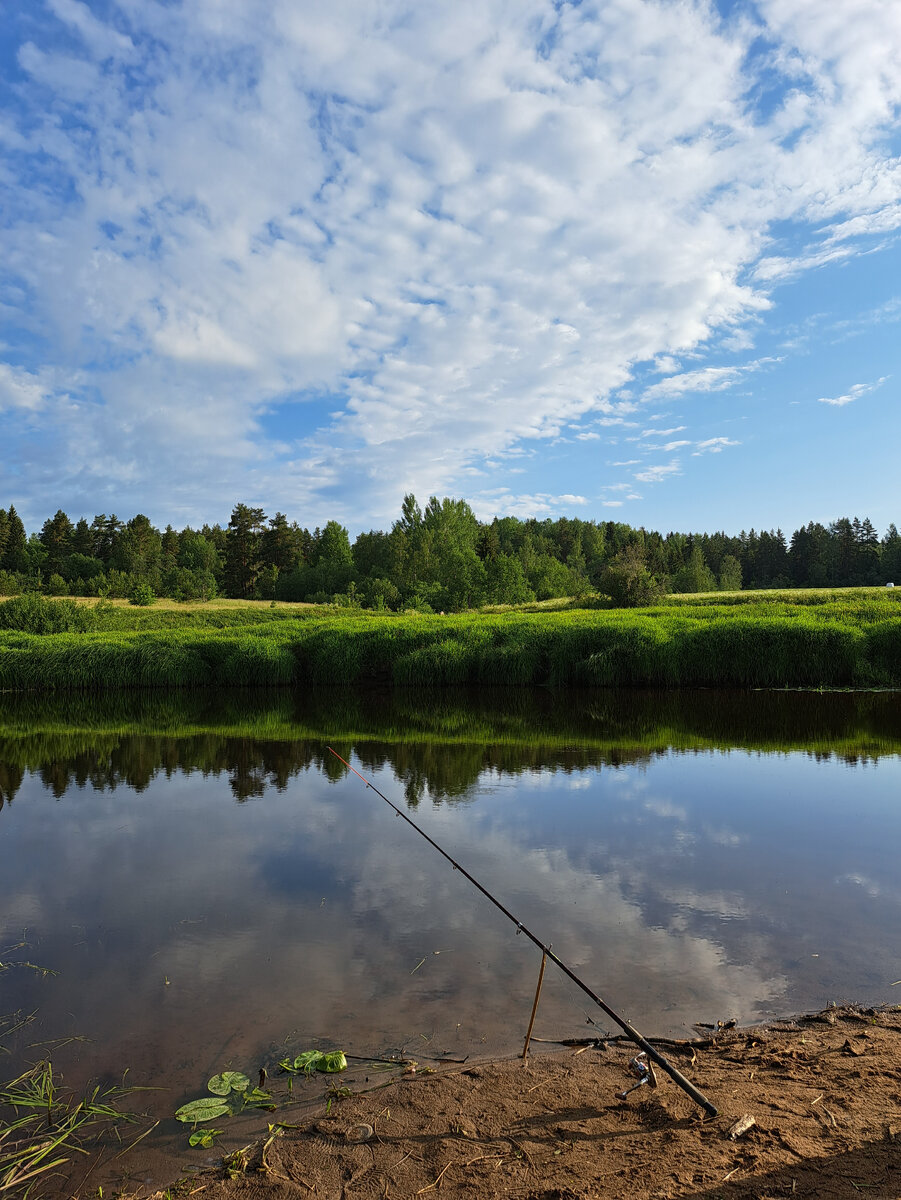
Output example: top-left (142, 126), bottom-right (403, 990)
top-left (39, 509), bottom-right (75, 578)
top-left (224, 504), bottom-right (267, 598)
top-left (2, 506), bottom-right (27, 572)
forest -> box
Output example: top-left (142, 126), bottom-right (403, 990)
top-left (0, 496), bottom-right (898, 611)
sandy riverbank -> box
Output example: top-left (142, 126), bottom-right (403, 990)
top-left (136, 1005), bottom-right (901, 1200)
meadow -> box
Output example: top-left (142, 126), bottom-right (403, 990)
top-left (0, 588), bottom-right (899, 691)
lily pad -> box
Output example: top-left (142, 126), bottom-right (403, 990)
top-left (208, 1071), bottom-right (251, 1096)
top-left (189, 1128), bottom-right (223, 1148)
top-left (175, 1097), bottom-right (231, 1124)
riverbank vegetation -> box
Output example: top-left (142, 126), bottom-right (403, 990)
top-left (1, 496), bottom-right (899, 610)
top-left (0, 590), bottom-right (898, 693)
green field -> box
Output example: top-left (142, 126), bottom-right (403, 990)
top-left (0, 589), bottom-right (899, 691)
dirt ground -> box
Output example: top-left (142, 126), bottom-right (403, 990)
top-left (137, 1005), bottom-right (901, 1200)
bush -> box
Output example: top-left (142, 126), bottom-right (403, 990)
top-left (129, 582), bottom-right (156, 607)
top-left (46, 573), bottom-right (69, 596)
top-left (0, 593), bottom-right (96, 634)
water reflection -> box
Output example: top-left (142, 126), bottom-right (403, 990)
top-left (1, 687), bottom-right (899, 808)
top-left (1, 687), bottom-right (900, 1191)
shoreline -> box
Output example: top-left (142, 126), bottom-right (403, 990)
top-left (122, 1003), bottom-right (901, 1200)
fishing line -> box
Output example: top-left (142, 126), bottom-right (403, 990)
top-left (327, 746), bottom-right (718, 1117)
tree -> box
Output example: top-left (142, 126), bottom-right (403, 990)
top-left (789, 522), bottom-right (831, 587)
top-left (601, 544), bottom-right (665, 607)
top-left (111, 514), bottom-right (162, 585)
top-left (718, 554), bottom-right (742, 592)
top-left (161, 524), bottom-right (179, 571)
top-left (830, 518), bottom-right (856, 586)
top-left (485, 554), bottom-right (535, 605)
top-left (262, 512), bottom-right (305, 575)
top-left (2, 506), bottom-right (27, 572)
top-left (90, 514), bottom-right (124, 564)
top-left (312, 520), bottom-right (354, 596)
top-left (853, 516), bottom-right (880, 585)
top-left (673, 545), bottom-right (716, 594)
top-left (39, 510), bottom-right (75, 579)
top-left (71, 517), bottom-right (94, 557)
top-left (224, 505), bottom-right (267, 598)
top-left (883, 524), bottom-right (901, 583)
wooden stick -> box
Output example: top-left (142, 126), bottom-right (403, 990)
top-left (522, 951), bottom-right (548, 1060)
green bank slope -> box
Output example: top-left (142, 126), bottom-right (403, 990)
top-left (0, 591), bottom-right (899, 691)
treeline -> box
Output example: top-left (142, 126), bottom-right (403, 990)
top-left (0, 498), bottom-right (898, 610)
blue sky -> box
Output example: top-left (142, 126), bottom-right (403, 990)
top-left (1, 0), bottom-right (899, 538)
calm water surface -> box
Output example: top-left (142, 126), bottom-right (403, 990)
top-left (1, 688), bottom-right (900, 1189)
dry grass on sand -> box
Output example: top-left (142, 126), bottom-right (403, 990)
top-left (147, 1006), bottom-right (901, 1200)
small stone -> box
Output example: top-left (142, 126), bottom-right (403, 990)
top-left (346, 1124), bottom-right (373, 1143)
top-left (727, 1114), bottom-right (757, 1140)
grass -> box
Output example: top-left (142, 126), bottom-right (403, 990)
top-left (0, 1059), bottom-right (148, 1199)
top-left (0, 589), bottom-right (899, 691)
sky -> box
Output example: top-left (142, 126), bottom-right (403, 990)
top-left (1, 0), bottom-right (899, 539)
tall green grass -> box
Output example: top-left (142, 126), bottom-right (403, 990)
top-left (0, 595), bottom-right (899, 691)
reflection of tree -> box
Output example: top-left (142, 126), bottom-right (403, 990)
top-left (0, 687), bottom-right (899, 811)
top-left (0, 763), bottom-right (24, 809)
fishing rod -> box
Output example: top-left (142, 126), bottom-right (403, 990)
top-left (327, 747), bottom-right (718, 1118)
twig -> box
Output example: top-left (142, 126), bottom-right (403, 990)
top-left (415, 1162), bottom-right (451, 1194)
top-left (522, 951), bottom-right (548, 1061)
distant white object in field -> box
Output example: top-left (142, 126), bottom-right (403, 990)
top-left (887, 582), bottom-right (895, 588)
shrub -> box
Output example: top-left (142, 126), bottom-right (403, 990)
top-left (129, 582), bottom-right (156, 607)
top-left (0, 593), bottom-right (96, 634)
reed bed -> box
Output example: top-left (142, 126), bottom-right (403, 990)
top-left (0, 594), bottom-right (899, 691)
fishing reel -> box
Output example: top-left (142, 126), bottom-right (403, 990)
top-left (615, 1051), bottom-right (658, 1100)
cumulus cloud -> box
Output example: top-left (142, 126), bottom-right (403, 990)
top-left (1, 0), bottom-right (900, 526)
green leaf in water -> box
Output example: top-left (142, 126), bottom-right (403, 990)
top-left (207, 1071), bottom-right (251, 1096)
top-left (175, 1097), bottom-right (231, 1124)
top-left (189, 1128), bottom-right (223, 1148)
top-left (280, 1049), bottom-right (348, 1075)
top-left (286, 1051), bottom-right (324, 1075)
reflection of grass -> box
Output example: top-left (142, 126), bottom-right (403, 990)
top-left (0, 593), bottom-right (900, 691)
top-left (0, 1059), bottom-right (148, 1199)
top-left (0, 688), bottom-right (899, 810)
top-left (0, 943), bottom-right (58, 979)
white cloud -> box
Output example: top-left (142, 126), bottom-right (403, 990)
top-left (816, 377), bottom-right (889, 407)
top-left (470, 490), bottom-right (588, 519)
top-left (641, 367), bottom-right (746, 402)
top-left (693, 437), bottom-right (741, 454)
top-left (1, 0), bottom-right (901, 525)
top-left (0, 363), bottom-right (50, 413)
top-left (634, 460), bottom-right (682, 484)
top-left (641, 426), bottom-right (687, 438)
